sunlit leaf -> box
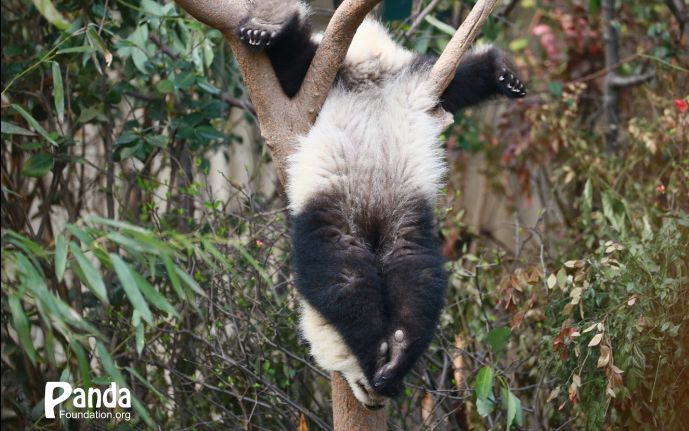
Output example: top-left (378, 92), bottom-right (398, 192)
top-left (31, 0), bottom-right (70, 30)
top-left (474, 366), bottom-right (494, 401)
top-left (588, 332), bottom-right (603, 347)
top-left (424, 15), bottom-right (456, 36)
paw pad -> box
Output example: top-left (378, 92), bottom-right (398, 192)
top-left (498, 67), bottom-right (527, 98)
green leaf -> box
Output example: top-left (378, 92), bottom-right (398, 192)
top-left (486, 326), bottom-right (511, 354)
top-left (582, 178), bottom-right (593, 224)
top-left (548, 81), bottom-right (563, 98)
top-left (501, 388), bottom-right (522, 429)
top-left (135, 322), bottom-right (145, 355)
top-left (175, 265), bottom-right (206, 297)
top-left (8, 295), bottom-right (39, 365)
top-left (131, 271), bottom-right (180, 318)
top-left (31, 0), bottom-right (70, 30)
top-left (65, 224), bottom-right (94, 247)
top-left (70, 339), bottom-right (92, 389)
top-left (197, 78), bottom-right (221, 95)
top-left (54, 235), bottom-right (68, 282)
top-left (474, 366), bottom-right (494, 401)
top-left (424, 15), bottom-right (456, 36)
top-left (110, 254), bottom-right (153, 324)
top-left (156, 79), bottom-right (174, 94)
top-left (69, 242), bottom-right (109, 304)
top-left (95, 341), bottom-right (155, 427)
top-left (57, 46), bottom-right (97, 55)
top-left (509, 37), bottom-right (529, 52)
top-left (51, 62), bottom-right (64, 122)
top-left (87, 27), bottom-right (113, 66)
top-left (125, 367), bottom-right (167, 401)
top-left (11, 104), bottom-right (57, 146)
top-left (162, 254), bottom-right (185, 300)
top-left (1, 120), bottom-right (36, 136)
top-left (476, 397), bottom-right (494, 417)
top-left (22, 152), bottom-right (54, 177)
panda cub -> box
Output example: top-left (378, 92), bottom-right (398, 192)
top-left (237, 1), bottom-right (526, 409)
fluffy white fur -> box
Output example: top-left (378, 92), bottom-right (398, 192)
top-left (288, 21), bottom-right (445, 214)
top-left (287, 20), bottom-right (447, 407)
top-left (300, 303), bottom-right (386, 406)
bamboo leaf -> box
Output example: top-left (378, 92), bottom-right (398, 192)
top-left (131, 270), bottom-right (180, 318)
top-left (87, 27), bottom-right (113, 66)
top-left (110, 254), bottom-right (154, 324)
top-left (425, 15), bottom-right (456, 36)
top-left (11, 104), bottom-right (57, 146)
top-left (135, 322), bottom-right (145, 355)
top-left (54, 235), bottom-right (68, 282)
top-left (95, 341), bottom-right (155, 427)
top-left (51, 62), bottom-right (64, 122)
top-left (174, 265), bottom-right (206, 297)
top-left (8, 296), bottom-right (39, 365)
top-left (70, 242), bottom-right (109, 304)
top-left (31, 0), bottom-right (70, 30)
top-left (70, 339), bottom-right (92, 389)
top-left (1, 120), bottom-right (36, 136)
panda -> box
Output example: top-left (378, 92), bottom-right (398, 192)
top-left (237, 1), bottom-right (526, 409)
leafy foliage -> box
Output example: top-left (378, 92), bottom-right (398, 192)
top-left (1, 0), bottom-right (688, 430)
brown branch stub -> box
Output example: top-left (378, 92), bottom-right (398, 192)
top-left (331, 372), bottom-right (387, 431)
top-left (429, 0), bottom-right (499, 97)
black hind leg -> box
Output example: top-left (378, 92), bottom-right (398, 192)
top-left (440, 46), bottom-right (527, 112)
top-left (292, 197), bottom-right (386, 382)
top-left (237, 1), bottom-right (318, 97)
top-left (373, 203), bottom-right (447, 397)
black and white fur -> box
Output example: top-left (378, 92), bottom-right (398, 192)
top-left (238, 1), bottom-right (526, 409)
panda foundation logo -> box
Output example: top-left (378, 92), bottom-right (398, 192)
top-left (44, 382), bottom-right (132, 421)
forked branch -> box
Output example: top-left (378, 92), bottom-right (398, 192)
top-left (430, 0), bottom-right (499, 97)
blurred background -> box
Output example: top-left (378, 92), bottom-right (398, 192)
top-left (1, 0), bottom-right (687, 429)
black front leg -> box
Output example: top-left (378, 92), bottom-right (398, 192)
top-left (237, 4), bottom-right (318, 98)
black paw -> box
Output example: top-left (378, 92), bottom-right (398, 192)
top-left (237, 20), bottom-right (280, 50)
top-left (372, 329), bottom-right (407, 396)
top-left (497, 67), bottom-right (527, 98)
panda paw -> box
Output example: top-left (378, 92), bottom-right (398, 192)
top-left (497, 67), bottom-right (527, 98)
top-left (372, 329), bottom-right (407, 396)
top-left (237, 19), bottom-right (281, 50)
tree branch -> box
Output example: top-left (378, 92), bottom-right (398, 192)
top-left (429, 0), bottom-right (499, 97)
top-left (297, 0), bottom-right (381, 123)
top-left (602, 0), bottom-right (620, 150)
top-left (610, 70), bottom-right (654, 87)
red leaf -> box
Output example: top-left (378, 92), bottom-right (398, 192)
top-left (675, 99), bottom-right (688, 113)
